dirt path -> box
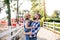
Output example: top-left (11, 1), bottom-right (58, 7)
top-left (37, 27), bottom-right (60, 40)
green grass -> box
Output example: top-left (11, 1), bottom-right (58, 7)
top-left (54, 24), bottom-right (60, 27)
top-left (55, 28), bottom-right (60, 32)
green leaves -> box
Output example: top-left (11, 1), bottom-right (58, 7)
top-left (4, 0), bottom-right (9, 4)
top-left (32, 3), bottom-right (39, 8)
top-left (31, 0), bottom-right (36, 2)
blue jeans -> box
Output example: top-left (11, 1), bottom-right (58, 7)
top-left (26, 35), bottom-right (37, 40)
top-left (26, 35), bottom-right (29, 40)
top-left (29, 37), bottom-right (37, 40)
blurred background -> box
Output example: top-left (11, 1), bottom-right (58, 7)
top-left (0, 0), bottom-right (60, 40)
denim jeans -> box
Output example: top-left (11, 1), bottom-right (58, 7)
top-left (26, 35), bottom-right (29, 40)
top-left (25, 35), bottom-right (37, 40)
top-left (29, 37), bottom-right (37, 40)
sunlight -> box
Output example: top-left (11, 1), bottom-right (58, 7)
top-left (46, 0), bottom-right (60, 16)
top-left (19, 0), bottom-right (32, 11)
top-left (1, 0), bottom-right (60, 19)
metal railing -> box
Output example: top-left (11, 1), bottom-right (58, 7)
top-left (0, 25), bottom-right (24, 40)
top-left (43, 21), bottom-right (60, 34)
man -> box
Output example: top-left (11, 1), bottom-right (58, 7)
top-left (29, 13), bottom-right (41, 40)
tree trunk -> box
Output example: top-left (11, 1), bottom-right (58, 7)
top-left (16, 0), bottom-right (19, 24)
top-left (43, 0), bottom-right (46, 21)
top-left (7, 0), bottom-right (11, 26)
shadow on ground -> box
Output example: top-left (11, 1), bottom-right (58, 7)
top-left (20, 36), bottom-right (47, 40)
top-left (56, 38), bottom-right (60, 40)
top-left (37, 36), bottom-right (47, 40)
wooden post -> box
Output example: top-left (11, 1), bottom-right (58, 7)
top-left (7, 26), bottom-right (12, 40)
top-left (53, 21), bottom-right (55, 31)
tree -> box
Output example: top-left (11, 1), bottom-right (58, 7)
top-left (10, 0), bottom-right (23, 24)
top-left (51, 10), bottom-right (59, 18)
top-left (31, 0), bottom-right (46, 18)
top-left (31, 0), bottom-right (47, 26)
top-left (16, 0), bottom-right (23, 24)
top-left (4, 0), bottom-right (11, 26)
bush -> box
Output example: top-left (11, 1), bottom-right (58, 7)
top-left (40, 17), bottom-right (45, 27)
top-left (46, 18), bottom-right (60, 22)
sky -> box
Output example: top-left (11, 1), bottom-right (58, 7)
top-left (19, 0), bottom-right (60, 16)
top-left (19, 0), bottom-right (32, 11)
top-left (12, 0), bottom-right (60, 17)
top-left (11, 0), bottom-right (32, 18)
top-left (46, 0), bottom-right (60, 16)
top-left (0, 0), bottom-right (60, 19)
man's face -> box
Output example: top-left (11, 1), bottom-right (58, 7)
top-left (34, 14), bottom-right (39, 19)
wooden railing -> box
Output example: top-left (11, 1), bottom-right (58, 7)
top-left (43, 21), bottom-right (60, 34)
top-left (0, 25), bottom-right (24, 40)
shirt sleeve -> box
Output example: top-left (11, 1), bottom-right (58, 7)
top-left (32, 22), bottom-right (40, 34)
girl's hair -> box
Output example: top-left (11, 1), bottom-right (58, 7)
top-left (36, 13), bottom-right (41, 19)
top-left (24, 13), bottom-right (31, 19)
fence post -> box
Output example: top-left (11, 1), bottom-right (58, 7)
top-left (43, 22), bottom-right (44, 27)
top-left (7, 26), bottom-right (11, 40)
top-left (53, 21), bottom-right (55, 31)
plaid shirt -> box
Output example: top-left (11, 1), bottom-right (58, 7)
top-left (30, 21), bottom-right (40, 37)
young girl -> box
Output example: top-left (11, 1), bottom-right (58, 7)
top-left (23, 13), bottom-right (35, 40)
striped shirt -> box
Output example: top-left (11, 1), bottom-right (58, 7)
top-left (30, 21), bottom-right (40, 37)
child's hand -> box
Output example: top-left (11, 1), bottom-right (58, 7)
top-left (23, 32), bottom-right (26, 35)
top-left (32, 26), bottom-right (36, 28)
top-left (28, 32), bottom-right (32, 35)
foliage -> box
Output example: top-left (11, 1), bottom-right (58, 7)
top-left (51, 10), bottom-right (59, 18)
top-left (4, 0), bottom-right (9, 4)
top-left (31, 0), bottom-right (47, 26)
top-left (46, 17), bottom-right (60, 22)
top-left (31, 0), bottom-right (36, 2)
top-left (31, 0), bottom-right (47, 19)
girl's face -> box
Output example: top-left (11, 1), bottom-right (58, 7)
top-left (28, 15), bottom-right (31, 18)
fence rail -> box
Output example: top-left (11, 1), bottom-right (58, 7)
top-left (0, 26), bottom-right (24, 40)
top-left (43, 21), bottom-right (60, 34)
